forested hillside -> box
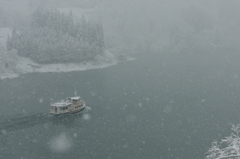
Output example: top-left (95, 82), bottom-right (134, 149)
top-left (1, 0), bottom-right (240, 58)
top-left (7, 8), bottom-right (104, 64)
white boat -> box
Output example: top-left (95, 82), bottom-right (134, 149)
top-left (50, 95), bottom-right (85, 116)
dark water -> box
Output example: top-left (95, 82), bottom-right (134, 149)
top-left (1, 52), bottom-right (240, 159)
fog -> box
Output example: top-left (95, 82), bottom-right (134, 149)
top-left (1, 0), bottom-right (240, 158)
top-left (96, 0), bottom-right (240, 54)
top-left (1, 0), bottom-right (240, 54)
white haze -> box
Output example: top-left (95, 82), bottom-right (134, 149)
top-left (95, 0), bottom-right (240, 53)
top-left (1, 0), bottom-right (240, 54)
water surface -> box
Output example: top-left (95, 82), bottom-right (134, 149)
top-left (1, 52), bottom-right (240, 159)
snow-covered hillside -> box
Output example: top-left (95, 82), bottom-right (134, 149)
top-left (0, 46), bottom-right (128, 80)
top-left (0, 5), bottom-right (111, 80)
top-left (0, 26), bottom-right (132, 80)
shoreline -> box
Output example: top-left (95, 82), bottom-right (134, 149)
top-left (0, 52), bottom-right (135, 80)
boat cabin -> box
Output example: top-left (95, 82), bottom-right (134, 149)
top-left (50, 96), bottom-right (85, 115)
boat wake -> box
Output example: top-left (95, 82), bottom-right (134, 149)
top-left (84, 106), bottom-right (92, 113)
top-left (0, 110), bottom-right (88, 135)
top-left (0, 113), bottom-right (50, 135)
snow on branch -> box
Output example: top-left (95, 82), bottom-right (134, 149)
top-left (206, 124), bottom-right (240, 159)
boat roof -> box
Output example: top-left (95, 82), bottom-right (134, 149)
top-left (67, 96), bottom-right (81, 100)
top-left (51, 101), bottom-right (71, 107)
top-left (50, 96), bottom-right (81, 107)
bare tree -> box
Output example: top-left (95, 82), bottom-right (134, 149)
top-left (206, 124), bottom-right (240, 159)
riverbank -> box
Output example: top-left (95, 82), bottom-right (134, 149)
top-left (0, 50), bottom-right (135, 80)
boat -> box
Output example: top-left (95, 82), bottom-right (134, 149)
top-left (50, 93), bottom-right (85, 116)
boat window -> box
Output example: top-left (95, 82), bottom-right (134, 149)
top-left (62, 107), bottom-right (68, 110)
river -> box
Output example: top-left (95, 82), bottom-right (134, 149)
top-left (1, 52), bottom-right (240, 159)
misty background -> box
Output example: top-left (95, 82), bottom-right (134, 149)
top-left (1, 0), bottom-right (240, 54)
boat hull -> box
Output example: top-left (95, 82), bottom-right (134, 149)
top-left (50, 106), bottom-right (85, 116)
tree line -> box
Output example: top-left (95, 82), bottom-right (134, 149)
top-left (7, 8), bottom-right (104, 64)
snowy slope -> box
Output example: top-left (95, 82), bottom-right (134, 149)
top-left (0, 6), bottom-right (134, 80)
top-left (0, 47), bottom-right (123, 80)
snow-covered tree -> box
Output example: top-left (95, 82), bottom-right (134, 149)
top-left (206, 124), bottom-right (240, 159)
top-left (8, 8), bottom-right (104, 64)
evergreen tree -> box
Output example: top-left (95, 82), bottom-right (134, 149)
top-left (9, 8), bottom-right (104, 64)
top-left (6, 35), bottom-right (12, 51)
